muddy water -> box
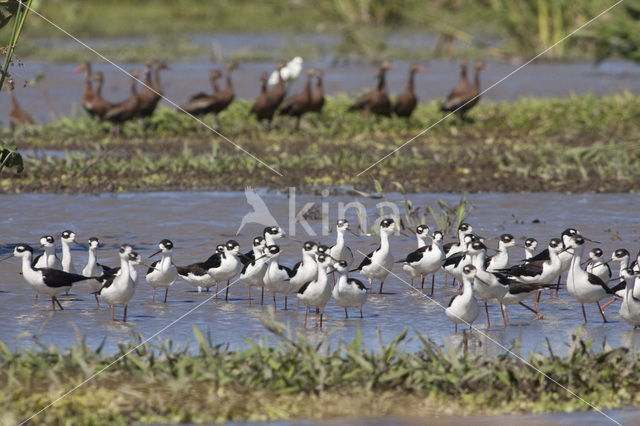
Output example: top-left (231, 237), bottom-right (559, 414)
top-left (1, 191), bottom-right (640, 358)
top-left (1, 55), bottom-right (639, 124)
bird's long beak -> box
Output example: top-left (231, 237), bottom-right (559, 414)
top-left (583, 237), bottom-right (601, 244)
top-left (285, 235), bottom-right (304, 244)
top-left (149, 249), bottom-right (162, 258)
top-left (400, 230), bottom-right (412, 238)
top-left (513, 244), bottom-right (528, 249)
top-left (0, 254), bottom-right (13, 262)
top-left (74, 239), bottom-right (88, 249)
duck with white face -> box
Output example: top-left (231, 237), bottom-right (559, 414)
top-left (146, 239), bottom-right (179, 303)
top-left (329, 219), bottom-right (354, 267)
top-left (332, 260), bottom-right (368, 319)
top-left (352, 218), bottom-right (396, 295)
top-left (263, 244), bottom-right (295, 310)
top-left (296, 254), bottom-right (333, 327)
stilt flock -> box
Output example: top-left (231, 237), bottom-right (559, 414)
top-left (2, 218), bottom-right (639, 331)
top-left (6, 57), bottom-right (486, 131)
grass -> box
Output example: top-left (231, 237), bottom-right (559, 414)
top-left (1, 318), bottom-right (639, 424)
top-left (2, 93), bottom-right (640, 194)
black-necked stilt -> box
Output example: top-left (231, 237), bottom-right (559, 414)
top-left (399, 224), bottom-right (431, 288)
top-left (240, 236), bottom-right (268, 304)
top-left (619, 268), bottom-right (640, 328)
top-left (209, 240), bottom-right (243, 301)
top-left (10, 244), bottom-right (94, 311)
top-left (486, 233), bottom-right (516, 272)
top-left (352, 218), bottom-right (395, 294)
top-left (289, 241), bottom-right (318, 319)
top-left (82, 237), bottom-right (114, 307)
top-left (297, 253), bottom-right (333, 327)
top-left (400, 229), bottom-right (446, 295)
top-left (527, 228), bottom-right (579, 297)
top-left (467, 240), bottom-right (509, 327)
top-left (332, 260), bottom-right (368, 319)
top-left (263, 244), bottom-right (295, 310)
top-left (443, 233), bottom-right (478, 287)
top-left (566, 235), bottom-right (617, 323)
top-left (445, 264), bottom-right (480, 333)
top-left (60, 230), bottom-right (82, 273)
top-left (443, 223), bottom-right (473, 256)
top-left (601, 248), bottom-right (633, 311)
top-left (586, 248), bottom-right (612, 283)
top-left (32, 235), bottom-right (62, 270)
top-left (146, 239), bottom-right (179, 303)
top-left (263, 226), bottom-right (284, 246)
top-left (98, 245), bottom-right (136, 321)
top-left (524, 237), bottom-right (538, 261)
top-left (329, 219), bottom-right (354, 266)
top-left (201, 244), bottom-right (226, 296)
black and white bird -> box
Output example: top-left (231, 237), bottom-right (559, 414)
top-left (399, 224), bottom-right (431, 287)
top-left (60, 230), bottom-right (82, 273)
top-left (239, 237), bottom-right (268, 304)
top-left (467, 240), bottom-right (509, 327)
top-left (11, 244), bottom-right (94, 311)
top-left (486, 233), bottom-right (516, 272)
top-left (82, 237), bottom-right (114, 307)
top-left (329, 219), bottom-right (354, 266)
top-left (585, 248), bottom-right (612, 283)
top-left (297, 253), bottom-right (333, 327)
top-left (443, 233), bottom-right (478, 286)
top-left (332, 260), bottom-right (368, 318)
top-left (443, 223), bottom-right (473, 256)
top-left (445, 264), bottom-right (480, 333)
top-left (146, 239), bottom-right (179, 303)
top-left (524, 237), bottom-right (538, 261)
top-left (400, 229), bottom-right (446, 295)
top-left (289, 241), bottom-right (318, 318)
top-left (263, 244), bottom-right (295, 310)
top-left (601, 248), bottom-right (633, 310)
top-left (566, 235), bottom-right (617, 323)
top-left (178, 244), bottom-right (224, 293)
top-left (263, 226), bottom-right (285, 246)
top-left (210, 240), bottom-right (243, 301)
top-left (619, 268), bottom-right (640, 328)
top-left (526, 228), bottom-right (580, 296)
top-left (352, 218), bottom-right (396, 294)
top-left (32, 235), bottom-right (62, 270)
top-left (98, 245), bottom-right (137, 321)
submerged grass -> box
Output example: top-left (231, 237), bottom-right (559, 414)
top-left (1, 319), bottom-right (640, 424)
top-left (2, 93), bottom-right (640, 194)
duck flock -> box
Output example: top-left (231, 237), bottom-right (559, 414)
top-left (5, 57), bottom-right (486, 133)
top-left (2, 218), bottom-right (640, 332)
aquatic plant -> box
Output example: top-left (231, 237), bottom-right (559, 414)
top-left (1, 318), bottom-right (640, 424)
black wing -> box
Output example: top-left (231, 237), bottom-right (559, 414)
top-left (97, 262), bottom-right (116, 274)
top-left (610, 280), bottom-right (626, 294)
top-left (349, 278), bottom-right (367, 291)
top-left (147, 260), bottom-right (160, 275)
top-left (404, 246), bottom-right (428, 264)
top-left (508, 282), bottom-right (554, 295)
top-left (498, 260), bottom-right (544, 278)
top-left (587, 272), bottom-right (616, 294)
top-left (443, 252), bottom-right (465, 268)
top-left (41, 269), bottom-right (90, 287)
top-left (442, 242), bottom-right (457, 255)
top-left (203, 252), bottom-right (222, 270)
top-left (279, 264), bottom-right (295, 278)
top-left (493, 272), bottom-right (511, 286)
top-left (240, 250), bottom-right (255, 266)
top-left (291, 260), bottom-right (303, 276)
top-left (525, 248), bottom-right (550, 263)
top-left (98, 273), bottom-right (117, 293)
top-left (177, 262), bottom-right (208, 277)
top-left (31, 253), bottom-right (43, 268)
top-left (297, 280), bottom-right (312, 294)
top-left (447, 294), bottom-right (458, 307)
top-left (484, 254), bottom-right (493, 269)
top-left (353, 251), bottom-right (374, 271)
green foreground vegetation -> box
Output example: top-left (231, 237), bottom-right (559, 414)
top-left (1, 322), bottom-right (639, 424)
top-left (2, 93), bottom-right (640, 194)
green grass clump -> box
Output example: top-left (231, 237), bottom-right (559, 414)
top-left (1, 320), bottom-right (640, 424)
top-left (2, 93), bottom-right (640, 194)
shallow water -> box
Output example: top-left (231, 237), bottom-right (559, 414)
top-left (1, 191), bottom-right (640, 359)
top-left (1, 51), bottom-right (640, 124)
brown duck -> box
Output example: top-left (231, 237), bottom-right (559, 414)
top-left (265, 61), bottom-right (287, 109)
top-left (89, 72), bottom-right (114, 119)
top-left (393, 63), bottom-right (424, 118)
top-left (441, 60), bottom-right (485, 120)
top-left (206, 60), bottom-right (239, 127)
top-left (179, 69), bottom-right (223, 116)
top-left (5, 78), bottom-right (35, 129)
top-left (74, 61), bottom-right (97, 118)
top-left (104, 70), bottom-right (141, 135)
top-left (440, 59), bottom-right (469, 113)
top-left (278, 67), bottom-right (315, 129)
top-left (308, 69), bottom-right (325, 114)
top-left (249, 72), bottom-right (274, 128)
top-left (348, 61), bottom-right (392, 117)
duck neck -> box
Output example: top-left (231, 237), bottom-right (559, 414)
top-left (407, 69), bottom-right (415, 92)
top-left (377, 71), bottom-right (387, 92)
top-left (225, 70), bottom-right (233, 91)
top-left (153, 67), bottom-right (163, 92)
top-left (144, 68), bottom-right (152, 87)
top-left (473, 67), bottom-right (481, 90)
top-left (130, 75), bottom-right (138, 95)
top-left (304, 74), bottom-right (312, 98)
